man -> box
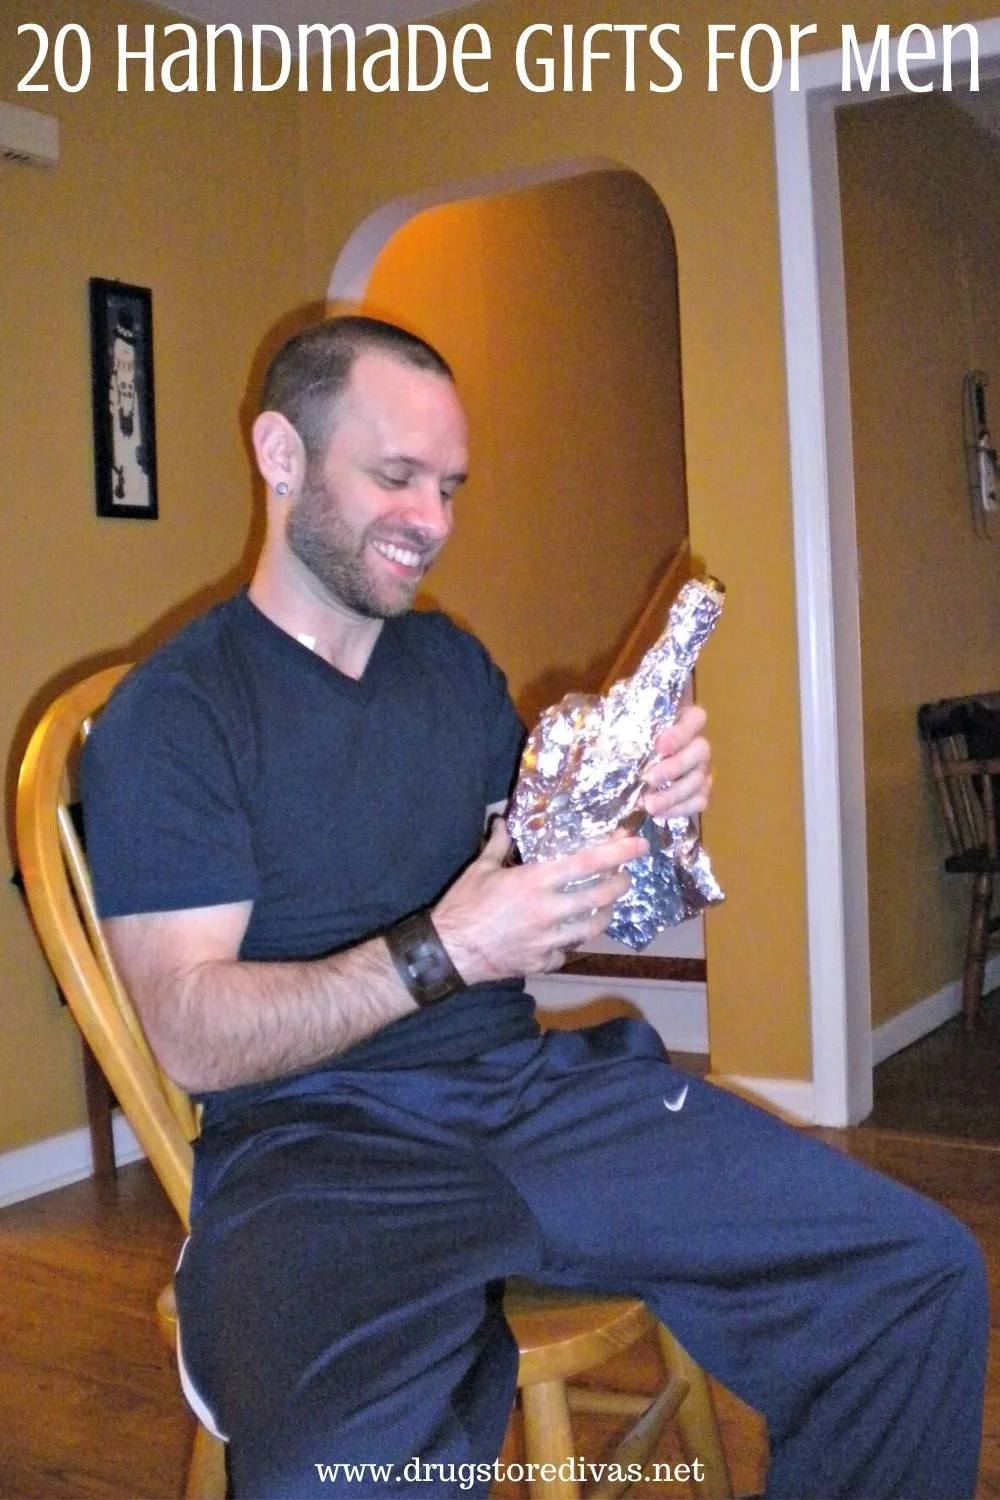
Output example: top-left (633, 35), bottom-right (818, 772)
top-left (81, 316), bottom-right (987, 1499)
top-left (109, 318), bottom-right (151, 508)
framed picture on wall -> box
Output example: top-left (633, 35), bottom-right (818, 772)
top-left (88, 278), bottom-right (158, 520)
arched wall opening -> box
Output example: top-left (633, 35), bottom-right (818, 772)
top-left (329, 163), bottom-right (710, 1057)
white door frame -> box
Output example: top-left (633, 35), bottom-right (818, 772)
top-left (772, 21), bottom-right (1000, 1124)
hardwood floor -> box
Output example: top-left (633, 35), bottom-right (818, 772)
top-left (0, 1166), bottom-right (189, 1499)
top-left (819, 1129), bottom-right (1000, 1499)
top-left (864, 988), bottom-right (1000, 1142)
top-left (0, 1129), bottom-right (997, 1498)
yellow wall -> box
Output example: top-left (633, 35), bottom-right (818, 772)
top-left (0, 0), bottom-right (305, 1150)
top-left (6, 1), bottom-right (997, 1155)
top-left (838, 94), bottom-right (1000, 1027)
top-left (294, 0), bottom-right (997, 1080)
top-left (295, 1), bottom-right (802, 1078)
top-left (361, 170), bottom-right (688, 723)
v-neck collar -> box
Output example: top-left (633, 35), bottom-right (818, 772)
top-left (236, 591), bottom-right (396, 699)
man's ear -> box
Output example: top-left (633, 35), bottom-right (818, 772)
top-left (252, 411), bottom-right (305, 496)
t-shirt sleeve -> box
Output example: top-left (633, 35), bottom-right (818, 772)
top-left (484, 657), bottom-right (527, 807)
top-left (79, 666), bottom-right (259, 918)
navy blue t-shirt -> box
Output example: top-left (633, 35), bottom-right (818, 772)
top-left (80, 592), bottom-right (537, 1123)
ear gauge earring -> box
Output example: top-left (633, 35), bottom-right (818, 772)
top-left (275, 482), bottom-right (289, 497)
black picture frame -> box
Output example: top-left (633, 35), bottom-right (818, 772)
top-left (89, 278), bottom-right (158, 520)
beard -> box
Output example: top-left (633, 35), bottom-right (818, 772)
top-left (286, 467), bottom-right (436, 619)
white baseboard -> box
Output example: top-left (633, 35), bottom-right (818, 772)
top-left (13, 954), bottom-right (977, 1210)
top-left (0, 1113), bottom-right (144, 1209)
top-left (871, 952), bottom-right (1000, 1067)
top-left (534, 975), bottom-right (818, 1122)
top-left (530, 972), bottom-right (708, 1055)
top-left (723, 952), bottom-right (1000, 1125)
top-left (712, 1075), bottom-right (816, 1123)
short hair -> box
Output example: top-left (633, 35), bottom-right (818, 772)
top-left (259, 315), bottom-right (453, 464)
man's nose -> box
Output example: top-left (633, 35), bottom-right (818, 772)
top-left (402, 479), bottom-right (452, 541)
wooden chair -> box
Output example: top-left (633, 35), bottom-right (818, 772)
top-left (16, 665), bottom-right (733, 1500)
top-left (918, 694), bottom-right (1000, 1028)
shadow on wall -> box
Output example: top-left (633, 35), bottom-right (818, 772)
top-left (417, 550), bottom-right (683, 730)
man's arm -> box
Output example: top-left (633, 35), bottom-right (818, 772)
top-left (103, 898), bottom-right (408, 1093)
top-left (103, 825), bottom-right (647, 1094)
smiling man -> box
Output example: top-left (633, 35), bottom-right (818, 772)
top-left (259, 329), bottom-right (466, 639)
top-left (80, 316), bottom-right (988, 1500)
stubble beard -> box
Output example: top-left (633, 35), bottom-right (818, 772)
top-left (286, 468), bottom-right (431, 620)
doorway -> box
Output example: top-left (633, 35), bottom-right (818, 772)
top-left (329, 165), bottom-right (712, 1057)
top-left (772, 21), bottom-right (1000, 1123)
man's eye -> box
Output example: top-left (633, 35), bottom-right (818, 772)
top-left (377, 473), bottom-right (409, 490)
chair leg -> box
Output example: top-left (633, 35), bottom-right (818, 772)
top-left (521, 1379), bottom-right (581, 1500)
top-left (583, 1378), bottom-right (692, 1500)
top-left (656, 1326), bottom-right (733, 1500)
top-left (81, 1035), bottom-right (116, 1181)
top-left (184, 1420), bottom-right (227, 1500)
top-left (963, 873), bottom-right (991, 1030)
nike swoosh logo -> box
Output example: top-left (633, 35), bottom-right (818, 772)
top-left (663, 1085), bottom-right (689, 1113)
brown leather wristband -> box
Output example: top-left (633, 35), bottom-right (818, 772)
top-left (383, 909), bottom-right (466, 1007)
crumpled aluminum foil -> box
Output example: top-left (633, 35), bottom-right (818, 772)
top-left (507, 576), bottom-right (726, 949)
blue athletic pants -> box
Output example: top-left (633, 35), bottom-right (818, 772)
top-left (175, 1019), bottom-right (988, 1499)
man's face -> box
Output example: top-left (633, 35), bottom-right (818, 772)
top-left (285, 350), bottom-right (468, 620)
top-left (112, 338), bottom-right (136, 418)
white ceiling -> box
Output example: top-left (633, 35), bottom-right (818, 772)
top-left (161, 0), bottom-right (477, 45)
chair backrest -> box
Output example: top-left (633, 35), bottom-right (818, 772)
top-left (16, 665), bottom-right (196, 1229)
top-left (917, 694), bottom-right (1000, 864)
top-left (14, 547), bottom-right (694, 1228)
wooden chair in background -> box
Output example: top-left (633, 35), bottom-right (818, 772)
top-left (16, 665), bottom-right (733, 1500)
top-left (918, 693), bottom-right (1000, 1028)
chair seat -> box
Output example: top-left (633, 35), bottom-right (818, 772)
top-left (18, 665), bottom-right (732, 1500)
top-left (158, 1278), bottom-right (656, 1390)
top-left (944, 848), bottom-right (1000, 875)
top-left (157, 1281), bottom-right (180, 1346)
top-left (505, 1281), bottom-right (655, 1386)
top-left (156, 1279), bottom-right (727, 1500)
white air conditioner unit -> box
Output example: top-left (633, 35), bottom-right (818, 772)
top-left (0, 101), bottom-right (59, 168)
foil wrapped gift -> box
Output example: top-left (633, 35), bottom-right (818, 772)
top-left (507, 576), bottom-right (725, 949)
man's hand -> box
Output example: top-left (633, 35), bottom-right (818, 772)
top-left (433, 821), bottom-right (648, 984)
top-left (641, 704), bottom-right (712, 821)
